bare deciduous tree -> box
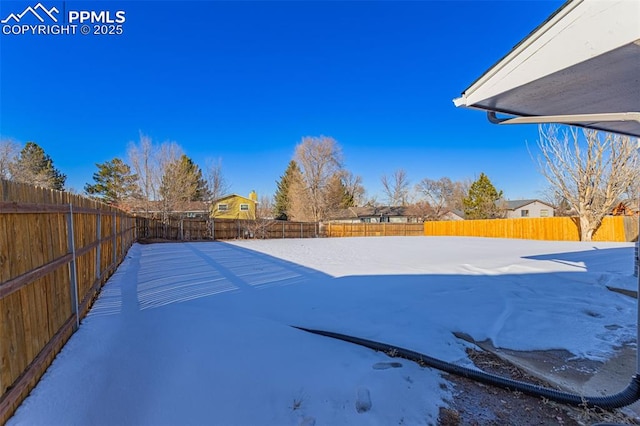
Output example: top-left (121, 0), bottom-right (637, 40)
top-left (0, 138), bottom-right (20, 179)
top-left (415, 177), bottom-right (456, 220)
top-left (538, 186), bottom-right (574, 217)
top-left (205, 158), bottom-right (230, 202)
top-left (155, 141), bottom-right (184, 220)
top-left (256, 194), bottom-right (274, 219)
top-left (535, 124), bottom-right (639, 241)
top-left (448, 179), bottom-right (471, 213)
top-left (342, 170), bottom-right (366, 207)
top-left (243, 194), bottom-right (276, 239)
top-left (128, 133), bottom-right (160, 211)
top-left (294, 136), bottom-right (343, 221)
top-left (381, 169), bottom-right (410, 207)
top-left (364, 195), bottom-right (379, 207)
top-left (624, 179), bottom-right (639, 207)
top-left (128, 134), bottom-right (200, 221)
top-left (405, 201), bottom-right (432, 222)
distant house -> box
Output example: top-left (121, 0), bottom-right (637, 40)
top-left (211, 191), bottom-right (258, 220)
top-left (440, 210), bottom-right (465, 221)
top-left (611, 200), bottom-right (639, 216)
top-left (127, 200), bottom-right (210, 219)
top-left (505, 199), bottom-right (555, 219)
top-left (328, 206), bottom-right (420, 224)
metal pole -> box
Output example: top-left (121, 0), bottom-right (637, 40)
top-left (119, 213), bottom-right (123, 258)
top-left (96, 212), bottom-right (101, 282)
top-left (112, 212), bottom-right (117, 267)
top-left (67, 204), bottom-right (79, 330)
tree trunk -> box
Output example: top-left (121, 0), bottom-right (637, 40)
top-left (579, 215), bottom-right (593, 241)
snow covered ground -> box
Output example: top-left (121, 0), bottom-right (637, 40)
top-left (7, 237), bottom-right (638, 425)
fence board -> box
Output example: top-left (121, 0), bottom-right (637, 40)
top-left (325, 217), bottom-right (633, 242)
top-left (0, 214), bottom-right (8, 283)
top-left (325, 222), bottom-right (424, 238)
top-left (422, 216), bottom-right (631, 242)
top-left (0, 179), bottom-right (136, 424)
top-left (623, 216), bottom-right (639, 242)
top-left (135, 217), bottom-right (319, 241)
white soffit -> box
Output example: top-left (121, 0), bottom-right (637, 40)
top-left (454, 0), bottom-right (640, 137)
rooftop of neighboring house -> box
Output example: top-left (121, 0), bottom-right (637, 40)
top-left (612, 200), bottom-right (640, 215)
top-left (212, 192), bottom-right (258, 204)
top-left (505, 199), bottom-right (554, 210)
top-left (442, 209), bottom-right (465, 219)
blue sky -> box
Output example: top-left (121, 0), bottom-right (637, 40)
top-left (1, 0), bottom-right (564, 202)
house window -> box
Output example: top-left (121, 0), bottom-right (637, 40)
top-left (521, 210), bottom-right (529, 217)
top-left (540, 209), bottom-right (549, 217)
top-left (218, 203), bottom-right (228, 211)
top-left (240, 204), bottom-right (249, 211)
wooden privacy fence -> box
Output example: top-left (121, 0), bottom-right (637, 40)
top-left (325, 217), bottom-right (637, 242)
top-left (137, 217), bottom-right (320, 240)
top-left (423, 216), bottom-right (638, 242)
top-left (0, 180), bottom-right (136, 424)
top-left (325, 222), bottom-right (425, 238)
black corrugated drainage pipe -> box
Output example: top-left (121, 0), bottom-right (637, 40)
top-left (292, 326), bottom-right (640, 409)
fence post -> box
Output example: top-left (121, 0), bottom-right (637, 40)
top-left (112, 212), bottom-right (117, 268)
top-left (96, 211), bottom-right (101, 282)
top-left (67, 204), bottom-right (79, 330)
top-left (118, 213), bottom-right (123, 259)
top-left (282, 221), bottom-right (285, 239)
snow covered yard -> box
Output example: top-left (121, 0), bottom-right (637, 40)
top-left (7, 237), bottom-right (637, 425)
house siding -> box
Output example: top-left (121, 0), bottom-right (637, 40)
top-left (506, 201), bottom-right (555, 219)
top-left (212, 195), bottom-right (257, 219)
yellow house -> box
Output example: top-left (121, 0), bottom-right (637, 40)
top-left (211, 191), bottom-right (258, 219)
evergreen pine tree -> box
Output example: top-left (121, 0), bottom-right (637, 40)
top-left (179, 155), bottom-right (208, 201)
top-left (326, 172), bottom-right (355, 210)
top-left (463, 173), bottom-right (504, 219)
top-left (10, 142), bottom-right (66, 190)
top-left (160, 154), bottom-right (208, 203)
top-left (274, 160), bottom-right (301, 220)
top-left (84, 158), bottom-right (139, 204)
